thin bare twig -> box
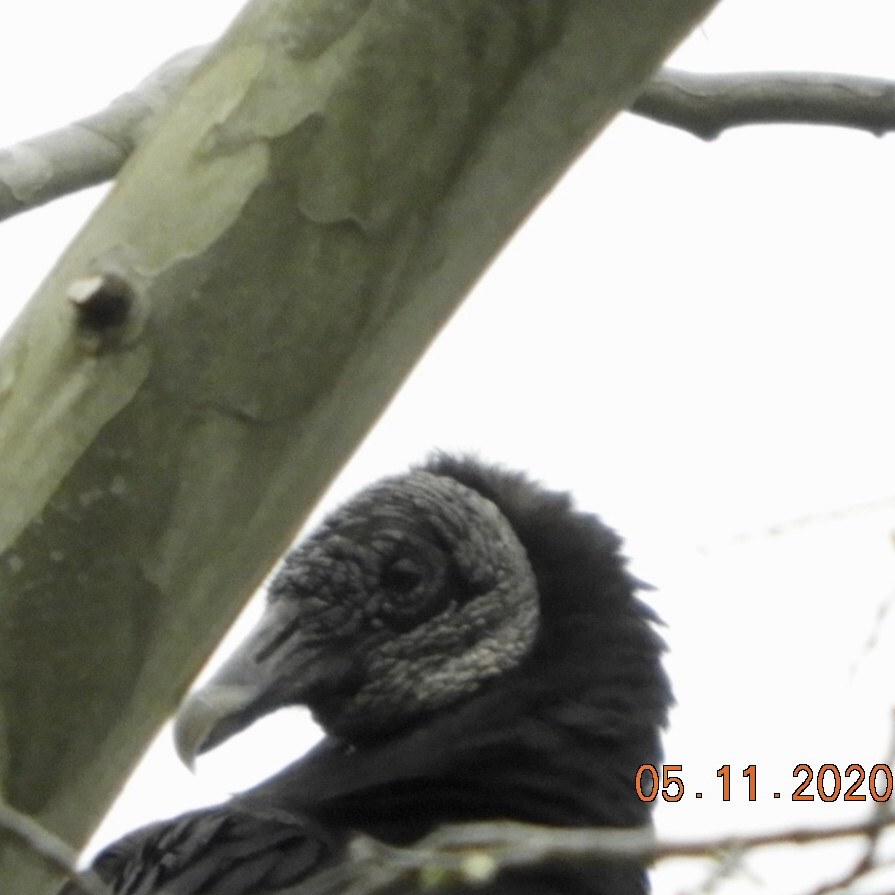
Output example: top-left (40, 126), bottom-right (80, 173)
top-left (289, 814), bottom-right (895, 895)
top-left (696, 493), bottom-right (895, 553)
top-left (0, 794), bottom-right (108, 895)
top-left (801, 735), bottom-right (895, 895)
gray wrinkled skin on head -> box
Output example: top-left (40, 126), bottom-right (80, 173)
top-left (270, 470), bottom-right (540, 739)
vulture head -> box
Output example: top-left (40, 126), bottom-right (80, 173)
top-left (175, 455), bottom-right (668, 783)
top-left (175, 461), bottom-right (542, 761)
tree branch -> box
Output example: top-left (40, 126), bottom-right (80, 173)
top-left (0, 47), bottom-right (205, 222)
top-left (805, 711), bottom-right (895, 895)
top-left (294, 814), bottom-right (895, 895)
top-left (695, 493), bottom-right (895, 552)
top-left (0, 796), bottom-right (108, 895)
top-left (632, 69), bottom-right (895, 139)
top-left (3, 62), bottom-right (895, 226)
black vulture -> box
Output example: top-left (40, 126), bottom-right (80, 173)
top-left (63, 455), bottom-right (670, 895)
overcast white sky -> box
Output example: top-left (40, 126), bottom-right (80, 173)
top-left (3, 3), bottom-right (895, 894)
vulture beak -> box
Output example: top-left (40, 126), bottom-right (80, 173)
top-left (173, 603), bottom-right (347, 770)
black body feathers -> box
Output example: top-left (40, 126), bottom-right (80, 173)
top-left (60, 805), bottom-right (337, 895)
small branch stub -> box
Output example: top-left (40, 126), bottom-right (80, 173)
top-left (66, 272), bottom-right (139, 354)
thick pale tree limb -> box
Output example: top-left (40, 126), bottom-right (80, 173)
top-left (3, 64), bottom-right (895, 225)
top-left (0, 48), bottom-right (206, 223)
top-left (0, 0), bottom-right (718, 891)
top-left (632, 68), bottom-right (895, 139)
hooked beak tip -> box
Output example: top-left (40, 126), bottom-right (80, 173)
top-left (173, 685), bottom-right (258, 770)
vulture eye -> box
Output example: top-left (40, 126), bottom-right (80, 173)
top-left (377, 553), bottom-right (448, 631)
top-left (379, 557), bottom-right (425, 594)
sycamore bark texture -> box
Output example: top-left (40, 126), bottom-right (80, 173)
top-left (0, 0), bottom-right (718, 891)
